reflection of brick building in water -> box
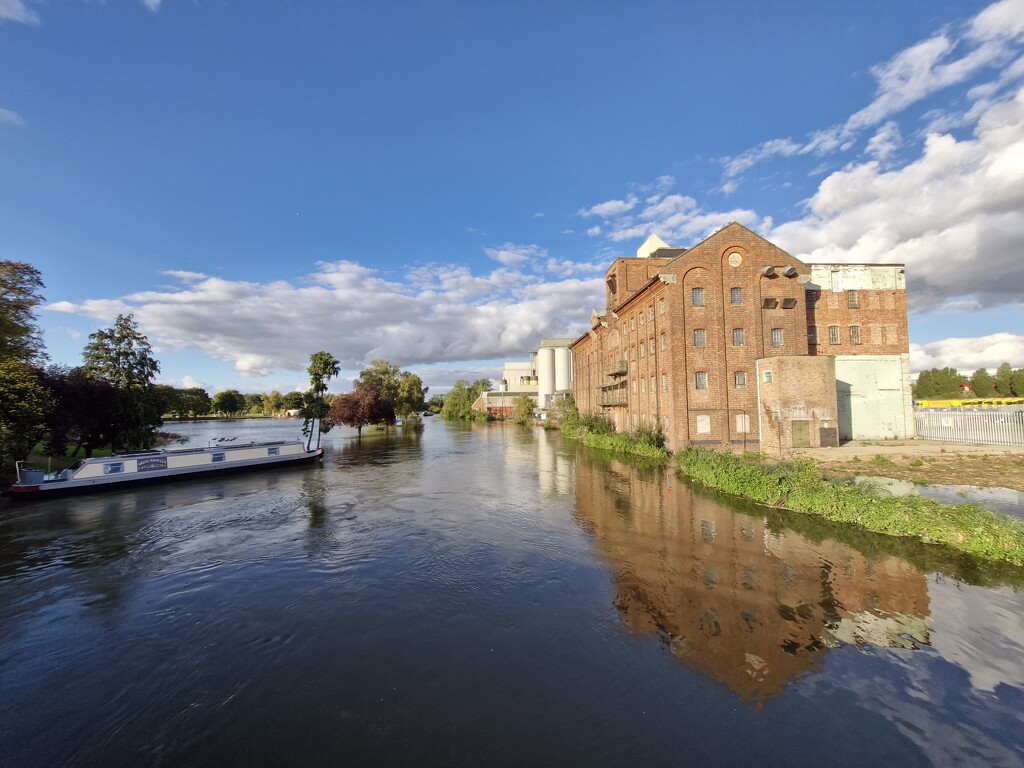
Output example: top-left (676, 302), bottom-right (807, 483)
top-left (573, 455), bottom-right (930, 705)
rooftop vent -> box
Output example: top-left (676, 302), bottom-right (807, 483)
top-left (761, 266), bottom-right (776, 277)
top-left (782, 265), bottom-right (798, 277)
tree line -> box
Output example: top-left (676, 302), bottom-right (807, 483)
top-left (915, 363), bottom-right (1024, 400)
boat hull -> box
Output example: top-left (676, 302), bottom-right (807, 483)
top-left (4, 444), bottom-right (323, 500)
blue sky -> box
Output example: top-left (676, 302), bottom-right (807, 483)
top-left (2, 0), bottom-right (1023, 395)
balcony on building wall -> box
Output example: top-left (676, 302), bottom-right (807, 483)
top-left (599, 383), bottom-right (628, 407)
top-left (608, 360), bottom-right (628, 377)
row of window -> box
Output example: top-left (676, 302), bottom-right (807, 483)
top-left (809, 324), bottom-right (862, 345)
top-left (694, 413), bottom-right (751, 434)
top-left (807, 289), bottom-right (860, 309)
top-left (631, 375), bottom-right (671, 394)
top-left (691, 327), bottom-right (785, 348)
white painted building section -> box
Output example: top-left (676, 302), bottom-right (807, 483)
top-left (834, 354), bottom-right (915, 440)
top-left (808, 264), bottom-right (906, 291)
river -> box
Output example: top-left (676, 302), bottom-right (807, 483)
top-left (2, 418), bottom-right (1023, 767)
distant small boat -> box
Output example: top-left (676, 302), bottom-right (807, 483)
top-left (4, 440), bottom-right (322, 500)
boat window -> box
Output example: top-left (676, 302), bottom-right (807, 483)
top-left (212, 453), bottom-right (226, 463)
top-left (67, 460), bottom-right (84, 472)
top-left (104, 463), bottom-right (124, 475)
top-left (268, 447), bottom-right (280, 456)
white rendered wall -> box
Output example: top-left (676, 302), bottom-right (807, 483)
top-left (536, 348), bottom-right (555, 405)
top-left (834, 354), bottom-right (914, 440)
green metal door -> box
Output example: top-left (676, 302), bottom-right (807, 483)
top-left (792, 420), bottom-right (810, 448)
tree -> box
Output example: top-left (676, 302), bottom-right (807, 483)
top-left (323, 386), bottom-right (395, 436)
top-left (178, 387), bottom-right (211, 418)
top-left (1012, 368), bottom-right (1024, 398)
top-left (264, 390), bottom-right (284, 415)
top-left (425, 394), bottom-right (445, 414)
top-left (969, 368), bottom-right (995, 399)
top-left (0, 261), bottom-right (47, 365)
top-left (441, 378), bottom-right (492, 420)
top-left (354, 359), bottom-right (428, 418)
top-left (212, 389), bottom-right (245, 416)
top-left (244, 393), bottom-right (265, 415)
top-left (38, 365), bottom-right (116, 458)
top-left (82, 314), bottom-right (162, 451)
top-left (994, 362), bottom-right (1014, 396)
top-left (282, 391), bottom-right (304, 410)
top-left (513, 395), bottom-right (535, 424)
top-left (303, 351), bottom-right (340, 449)
top-left (915, 367), bottom-right (966, 399)
top-left (0, 360), bottom-right (53, 474)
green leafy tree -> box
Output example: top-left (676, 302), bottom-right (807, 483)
top-left (440, 378), bottom-right (492, 420)
top-left (282, 391), bottom-right (304, 410)
top-left (513, 395), bottom-right (535, 424)
top-left (915, 367), bottom-right (967, 399)
top-left (425, 394), bottom-right (445, 414)
top-left (0, 361), bottom-right (54, 474)
top-left (38, 365), bottom-right (115, 458)
top-left (303, 351), bottom-right (340, 449)
top-left (82, 314), bottom-right (162, 451)
top-left (969, 368), bottom-right (995, 399)
top-left (323, 386), bottom-right (395, 436)
top-left (212, 389), bottom-right (245, 416)
top-left (178, 387), bottom-right (211, 418)
top-left (0, 261), bottom-right (47, 365)
top-left (244, 393), bottom-right (265, 415)
top-left (354, 359), bottom-right (427, 418)
top-left (994, 362), bottom-right (1014, 396)
top-left (264, 390), bottom-right (284, 415)
top-left (1012, 368), bottom-right (1024, 397)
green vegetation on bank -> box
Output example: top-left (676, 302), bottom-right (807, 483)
top-left (558, 404), bottom-right (670, 461)
top-left (676, 446), bottom-right (1024, 566)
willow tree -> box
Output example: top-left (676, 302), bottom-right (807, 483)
top-left (303, 351), bottom-right (340, 449)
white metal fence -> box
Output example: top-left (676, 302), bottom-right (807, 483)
top-left (915, 408), bottom-right (1024, 447)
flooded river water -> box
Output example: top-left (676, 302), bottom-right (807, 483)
top-left (2, 419), bottom-right (1023, 766)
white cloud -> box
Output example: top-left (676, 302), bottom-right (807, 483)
top-left (720, 0), bottom-right (1024, 184)
top-left (483, 242), bottom-right (546, 267)
top-left (181, 375), bottom-right (205, 389)
top-left (139, 0), bottom-right (163, 11)
top-left (769, 85), bottom-right (1024, 312)
top-left (0, 107), bottom-right (25, 126)
top-left (911, 332), bottom-right (1024, 372)
top-left (0, 0), bottom-right (40, 25)
top-left (865, 121), bottom-right (903, 162)
top-left (47, 260), bottom-right (603, 378)
top-left (578, 195), bottom-right (639, 218)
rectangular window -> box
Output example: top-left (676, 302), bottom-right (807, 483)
top-left (638, 313), bottom-right (644, 327)
top-left (212, 453), bottom-right (226, 463)
top-left (696, 415), bottom-right (712, 435)
top-left (632, 380), bottom-right (637, 393)
top-left (660, 333), bottom-right (666, 351)
top-left (850, 325), bottom-right (862, 345)
top-left (103, 463), bottom-right (124, 475)
top-left (771, 327), bottom-right (784, 347)
top-left (692, 287), bottom-right (705, 307)
top-left (736, 414), bottom-right (750, 433)
top-left (649, 339), bottom-right (655, 355)
top-left (693, 329), bottom-right (706, 348)
top-left (662, 374), bottom-right (668, 392)
top-left (763, 370), bottom-right (773, 383)
top-left (847, 290), bottom-right (860, 308)
top-left (734, 371), bottom-right (747, 389)
top-left (762, 298), bottom-right (778, 309)
top-left (659, 298), bottom-right (666, 315)
top-left (695, 371), bottom-right (708, 390)
top-left (808, 325), bottom-right (818, 345)
top-left (630, 317), bottom-right (636, 330)
top-left (732, 328), bottom-right (745, 347)
top-left (648, 305), bottom-right (654, 321)
top-left (829, 325), bottom-right (841, 344)
top-left (730, 287), bottom-right (743, 306)
top-left (650, 376), bottom-right (655, 395)
top-left (806, 290), bottom-right (817, 308)
top-left (639, 343), bottom-right (645, 358)
top-left (268, 447), bottom-right (280, 456)
top-left (640, 378), bottom-right (646, 394)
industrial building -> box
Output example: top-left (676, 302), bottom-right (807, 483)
top-left (472, 338), bottom-right (575, 417)
top-left (570, 223), bottom-right (913, 452)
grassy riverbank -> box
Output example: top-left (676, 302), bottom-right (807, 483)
top-left (676, 446), bottom-right (1024, 566)
top-left (561, 420), bottom-right (670, 461)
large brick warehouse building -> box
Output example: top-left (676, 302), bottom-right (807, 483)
top-left (570, 223), bottom-right (914, 452)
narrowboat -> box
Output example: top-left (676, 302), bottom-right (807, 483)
top-left (4, 440), bottom-right (323, 499)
